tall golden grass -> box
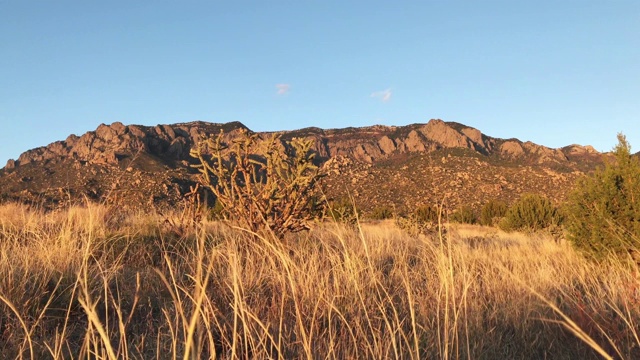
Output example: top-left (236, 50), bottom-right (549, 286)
top-left (0, 203), bottom-right (638, 359)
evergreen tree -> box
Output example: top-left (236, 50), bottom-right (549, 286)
top-left (498, 194), bottom-right (559, 232)
top-left (565, 134), bottom-right (640, 259)
top-left (480, 199), bottom-right (508, 226)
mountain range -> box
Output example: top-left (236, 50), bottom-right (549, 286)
top-left (0, 119), bottom-right (609, 214)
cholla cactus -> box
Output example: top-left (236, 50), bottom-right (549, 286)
top-left (190, 129), bottom-right (325, 239)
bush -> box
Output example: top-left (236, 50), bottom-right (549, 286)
top-left (480, 199), bottom-right (508, 226)
top-left (369, 205), bottom-right (394, 220)
top-left (565, 134), bottom-right (640, 259)
top-left (327, 197), bottom-right (360, 225)
top-left (190, 129), bottom-right (325, 239)
top-left (414, 204), bottom-right (441, 224)
top-left (498, 194), bottom-right (560, 232)
top-left (395, 204), bottom-right (444, 237)
top-left (450, 205), bottom-right (477, 224)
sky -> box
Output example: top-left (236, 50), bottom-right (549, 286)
top-left (1, 1), bottom-right (639, 165)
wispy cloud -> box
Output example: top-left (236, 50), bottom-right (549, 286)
top-left (276, 83), bottom-right (290, 95)
top-left (371, 88), bottom-right (392, 102)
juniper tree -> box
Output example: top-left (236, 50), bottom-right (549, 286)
top-left (565, 133), bottom-right (640, 259)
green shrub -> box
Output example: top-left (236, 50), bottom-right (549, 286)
top-left (565, 134), bottom-right (640, 259)
top-left (395, 204), bottom-right (443, 236)
top-left (498, 194), bottom-right (559, 232)
top-left (480, 199), bottom-right (508, 226)
top-left (450, 205), bottom-right (477, 224)
top-left (369, 205), bottom-right (394, 220)
top-left (415, 205), bottom-right (441, 224)
top-left (327, 197), bottom-right (360, 225)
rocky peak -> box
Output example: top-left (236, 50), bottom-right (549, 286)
top-left (500, 140), bottom-right (525, 158)
top-left (4, 119), bottom-right (601, 171)
top-left (6, 121), bottom-right (251, 169)
top-left (563, 144), bottom-right (599, 155)
top-left (416, 119), bottom-right (494, 154)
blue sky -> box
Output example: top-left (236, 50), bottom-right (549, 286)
top-left (1, 1), bottom-right (639, 165)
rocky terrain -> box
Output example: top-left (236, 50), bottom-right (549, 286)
top-left (0, 119), bottom-right (607, 214)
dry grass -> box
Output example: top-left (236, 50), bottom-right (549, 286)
top-left (0, 203), bottom-right (639, 359)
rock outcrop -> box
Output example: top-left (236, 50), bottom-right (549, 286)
top-left (500, 141), bottom-right (525, 158)
top-left (9, 121), bottom-right (249, 169)
top-left (5, 118), bottom-right (592, 170)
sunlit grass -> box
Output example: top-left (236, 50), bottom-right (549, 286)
top-left (0, 203), bottom-right (638, 359)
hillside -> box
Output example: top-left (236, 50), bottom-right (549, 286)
top-left (0, 119), bottom-right (606, 213)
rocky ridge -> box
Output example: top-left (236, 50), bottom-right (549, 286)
top-left (0, 119), bottom-right (605, 213)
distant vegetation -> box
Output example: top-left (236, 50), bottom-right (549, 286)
top-left (498, 193), bottom-right (561, 232)
top-left (450, 205), bottom-right (477, 224)
top-left (414, 204), bottom-right (441, 224)
top-left (480, 199), bottom-right (508, 226)
top-left (368, 204), bottom-right (394, 220)
top-left (327, 196), bottom-right (360, 225)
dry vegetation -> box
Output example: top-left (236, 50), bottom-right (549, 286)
top-left (1, 203), bottom-right (639, 359)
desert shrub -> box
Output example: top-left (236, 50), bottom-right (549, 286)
top-left (395, 215), bottom-right (433, 237)
top-left (327, 197), bottom-right (359, 225)
top-left (450, 205), bottom-right (477, 224)
top-left (190, 129), bottom-right (325, 239)
top-left (498, 194), bottom-right (560, 232)
top-left (369, 205), bottom-right (394, 220)
top-left (480, 199), bottom-right (508, 226)
top-left (395, 204), bottom-right (443, 236)
top-left (565, 134), bottom-right (640, 259)
top-left (415, 204), bottom-right (441, 224)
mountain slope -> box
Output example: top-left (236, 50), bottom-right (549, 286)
top-left (0, 119), bottom-right (605, 213)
